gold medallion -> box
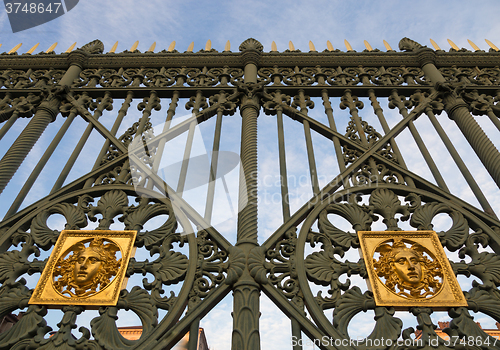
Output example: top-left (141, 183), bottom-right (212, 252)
top-left (358, 231), bottom-right (467, 310)
top-left (29, 230), bottom-right (137, 308)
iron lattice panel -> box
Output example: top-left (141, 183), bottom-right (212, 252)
top-left (0, 37), bottom-right (499, 349)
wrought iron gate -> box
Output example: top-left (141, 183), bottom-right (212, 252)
top-left (1, 37), bottom-right (500, 349)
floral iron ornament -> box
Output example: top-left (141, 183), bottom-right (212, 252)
top-left (358, 231), bottom-right (467, 310)
top-left (30, 230), bottom-right (137, 308)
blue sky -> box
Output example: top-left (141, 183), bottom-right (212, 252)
top-left (1, 1), bottom-right (500, 350)
top-left (0, 1), bottom-right (499, 56)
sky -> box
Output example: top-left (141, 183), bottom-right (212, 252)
top-left (1, 1), bottom-right (500, 350)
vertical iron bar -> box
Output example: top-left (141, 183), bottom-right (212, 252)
top-left (188, 317), bottom-right (200, 350)
top-left (425, 107), bottom-right (496, 217)
top-left (135, 91), bottom-right (159, 136)
top-left (368, 89), bottom-right (407, 168)
top-left (303, 119), bottom-right (320, 195)
top-left (6, 110), bottom-right (78, 216)
top-left (144, 72), bottom-right (185, 192)
top-left (368, 89), bottom-right (415, 187)
top-left (0, 112), bottom-right (19, 141)
top-left (343, 90), bottom-right (369, 147)
top-left (177, 120), bottom-right (196, 195)
top-left (177, 89), bottom-right (203, 195)
top-left (147, 91), bottom-right (179, 191)
top-left (278, 96), bottom-right (302, 348)
top-left (276, 108), bottom-right (291, 221)
top-left (204, 109), bottom-right (224, 222)
top-left (83, 91), bottom-right (133, 188)
top-left (322, 89), bottom-right (352, 192)
top-left (50, 91), bottom-right (112, 193)
top-left (92, 91), bottom-right (133, 170)
top-left (486, 110), bottom-right (500, 133)
top-left (116, 91), bottom-right (160, 184)
top-left (295, 89), bottom-right (319, 195)
top-left (321, 90), bottom-right (348, 181)
top-left (291, 318), bottom-right (302, 350)
top-left (340, 90), bottom-right (380, 181)
top-left (389, 90), bottom-right (449, 191)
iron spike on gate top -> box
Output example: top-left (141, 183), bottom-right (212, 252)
top-left (29, 230), bottom-right (137, 308)
top-left (358, 230), bottom-right (467, 311)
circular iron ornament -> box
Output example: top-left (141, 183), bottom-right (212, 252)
top-left (0, 185), bottom-right (198, 349)
top-left (295, 188), bottom-right (366, 344)
top-left (295, 184), bottom-right (500, 346)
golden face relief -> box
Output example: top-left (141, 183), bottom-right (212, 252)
top-left (392, 250), bottom-right (423, 287)
top-left (52, 238), bottom-right (121, 298)
top-left (73, 248), bottom-right (103, 286)
top-left (373, 239), bottom-right (443, 299)
top-left (357, 231), bottom-right (468, 310)
top-left (30, 230), bottom-right (137, 307)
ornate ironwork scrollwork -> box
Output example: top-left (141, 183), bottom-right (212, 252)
top-left (0, 186), bottom-right (196, 349)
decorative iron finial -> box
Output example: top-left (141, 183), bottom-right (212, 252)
top-left (430, 39), bottom-right (441, 51)
top-left (45, 42), bottom-right (57, 53)
top-left (239, 38), bottom-right (263, 52)
top-left (187, 42), bottom-right (194, 52)
top-left (447, 39), bottom-right (459, 51)
top-left (240, 38), bottom-right (263, 66)
top-left (289, 41), bottom-right (295, 51)
top-left (205, 39), bottom-right (211, 51)
top-left (80, 40), bottom-right (104, 54)
top-left (344, 39), bottom-right (353, 51)
top-left (147, 42), bottom-right (156, 52)
top-left (486, 39), bottom-right (499, 51)
top-left (398, 37), bottom-right (424, 52)
top-left (383, 40), bottom-right (393, 51)
top-left (399, 38), bottom-right (435, 67)
top-left (67, 40), bottom-right (103, 69)
top-left (65, 43), bottom-right (76, 53)
top-left (130, 41), bottom-right (139, 52)
top-left (167, 41), bottom-right (176, 52)
top-left (27, 43), bottom-right (39, 54)
top-left (8, 43), bottom-right (22, 54)
top-left (109, 41), bottom-right (118, 53)
top-left (309, 41), bottom-right (316, 51)
top-left (271, 41), bottom-right (277, 52)
top-left (225, 40), bottom-right (231, 52)
top-left (327, 40), bottom-right (334, 51)
top-left (364, 40), bottom-right (373, 51)
top-left (468, 39), bottom-right (480, 51)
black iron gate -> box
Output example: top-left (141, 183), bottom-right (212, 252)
top-left (1, 37), bottom-right (500, 349)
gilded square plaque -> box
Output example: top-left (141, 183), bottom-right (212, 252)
top-left (29, 230), bottom-right (137, 308)
top-left (358, 231), bottom-right (467, 311)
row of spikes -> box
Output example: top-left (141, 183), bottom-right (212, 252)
top-left (276, 39), bottom-right (499, 52)
top-left (2, 38), bottom-right (499, 55)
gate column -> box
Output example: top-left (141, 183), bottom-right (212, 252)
top-left (232, 38), bottom-right (262, 350)
top-left (0, 40), bottom-right (102, 195)
top-left (400, 37), bottom-right (500, 188)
